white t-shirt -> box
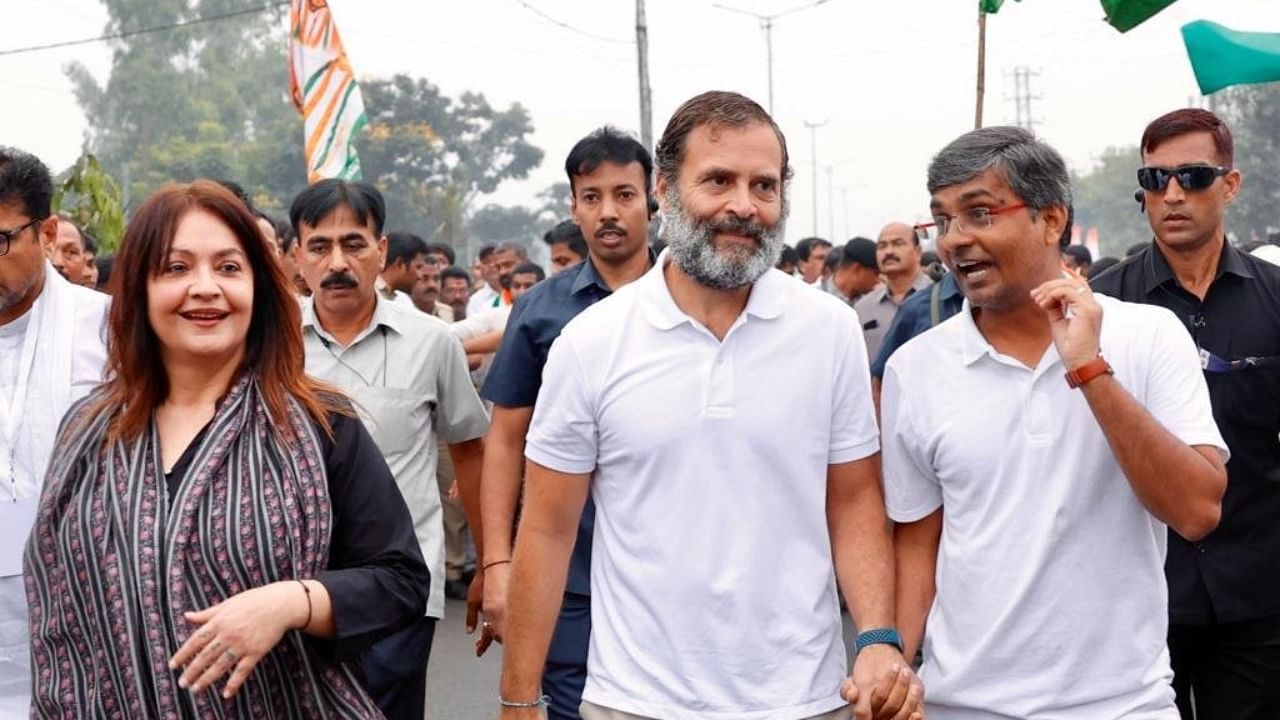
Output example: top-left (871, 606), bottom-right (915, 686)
top-left (465, 284), bottom-right (500, 319)
top-left (881, 295), bottom-right (1227, 720)
top-left (526, 256), bottom-right (880, 720)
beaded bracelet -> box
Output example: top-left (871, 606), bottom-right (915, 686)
top-left (498, 693), bottom-right (550, 709)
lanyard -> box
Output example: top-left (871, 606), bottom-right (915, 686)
top-left (0, 294), bottom-right (42, 501)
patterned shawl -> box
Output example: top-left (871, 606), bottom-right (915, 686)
top-left (24, 376), bottom-right (381, 719)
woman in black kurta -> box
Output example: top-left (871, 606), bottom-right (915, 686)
top-left (24, 181), bottom-right (427, 719)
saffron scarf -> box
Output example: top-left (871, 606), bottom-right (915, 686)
top-left (24, 376), bottom-right (380, 719)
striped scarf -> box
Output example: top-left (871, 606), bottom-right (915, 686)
top-left (24, 375), bottom-right (381, 719)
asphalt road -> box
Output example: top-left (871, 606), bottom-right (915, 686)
top-left (425, 598), bottom-right (860, 720)
top-left (427, 598), bottom-right (503, 720)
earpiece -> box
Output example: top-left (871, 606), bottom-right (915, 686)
top-left (648, 196), bottom-right (659, 216)
top-left (1134, 189), bottom-right (1146, 212)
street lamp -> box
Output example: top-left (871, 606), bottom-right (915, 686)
top-left (712, 0), bottom-right (833, 115)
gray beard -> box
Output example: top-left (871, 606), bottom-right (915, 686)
top-left (661, 189), bottom-right (787, 291)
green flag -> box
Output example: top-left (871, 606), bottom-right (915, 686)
top-left (1182, 20), bottom-right (1280, 94)
top-left (1100, 0), bottom-right (1178, 33)
top-left (979, 0), bottom-right (1019, 14)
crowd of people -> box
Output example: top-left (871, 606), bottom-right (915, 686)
top-left (0, 89), bottom-right (1276, 720)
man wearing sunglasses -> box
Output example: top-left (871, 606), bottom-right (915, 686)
top-left (1090, 108), bottom-right (1280, 720)
top-left (0, 147), bottom-right (108, 716)
top-left (882, 126), bottom-right (1227, 719)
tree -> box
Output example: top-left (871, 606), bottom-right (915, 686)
top-left (357, 75), bottom-right (543, 259)
top-left (71, 2), bottom-right (545, 262)
top-left (1217, 83), bottom-right (1280, 241)
top-left (53, 153), bottom-right (126, 252)
top-left (1071, 146), bottom-right (1150, 258)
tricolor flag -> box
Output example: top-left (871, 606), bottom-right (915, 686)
top-left (289, 0), bottom-right (368, 182)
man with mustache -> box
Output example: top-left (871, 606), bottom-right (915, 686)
top-left (853, 223), bottom-right (931, 362)
top-left (496, 93), bottom-right (921, 720)
top-left (1091, 109), bottom-right (1280, 720)
top-left (478, 126), bottom-right (655, 720)
top-left (293, 179), bottom-right (489, 720)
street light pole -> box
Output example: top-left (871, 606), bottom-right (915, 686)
top-left (804, 119), bottom-right (827, 237)
top-left (712, 0), bottom-right (833, 115)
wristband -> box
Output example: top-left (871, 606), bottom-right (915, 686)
top-left (483, 559), bottom-right (512, 571)
top-left (855, 627), bottom-right (904, 655)
top-left (1065, 355), bottom-right (1113, 389)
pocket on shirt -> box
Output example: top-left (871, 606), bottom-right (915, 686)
top-left (349, 388), bottom-right (424, 458)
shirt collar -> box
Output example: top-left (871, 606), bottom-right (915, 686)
top-left (639, 250), bottom-right (787, 331)
top-left (302, 293), bottom-right (404, 346)
top-left (1143, 238), bottom-right (1255, 294)
top-left (958, 300), bottom-right (993, 366)
top-left (571, 249), bottom-right (660, 296)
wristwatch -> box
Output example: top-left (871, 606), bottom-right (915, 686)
top-left (1065, 355), bottom-right (1113, 389)
top-left (855, 627), bottom-right (904, 655)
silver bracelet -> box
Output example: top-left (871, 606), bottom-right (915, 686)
top-left (499, 694), bottom-right (550, 709)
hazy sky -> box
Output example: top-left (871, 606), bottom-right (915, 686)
top-left (2, 0), bottom-right (1276, 243)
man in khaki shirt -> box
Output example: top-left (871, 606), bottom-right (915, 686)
top-left (854, 222), bottom-right (932, 362)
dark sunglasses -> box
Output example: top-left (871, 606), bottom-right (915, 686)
top-left (1136, 164), bottom-right (1229, 192)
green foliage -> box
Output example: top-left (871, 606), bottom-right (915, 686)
top-left (357, 75), bottom-right (544, 260)
top-left (53, 154), bottom-right (126, 252)
top-left (1217, 83), bottom-right (1280, 240)
top-left (1070, 145), bottom-right (1150, 258)
top-left (70, 1), bottom-right (544, 253)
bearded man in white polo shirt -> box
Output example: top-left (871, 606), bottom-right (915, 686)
top-left (882, 126), bottom-right (1228, 719)
top-left (497, 91), bottom-right (923, 720)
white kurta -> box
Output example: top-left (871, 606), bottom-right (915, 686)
top-left (0, 264), bottom-right (108, 716)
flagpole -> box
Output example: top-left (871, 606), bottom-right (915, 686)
top-left (975, 8), bottom-right (987, 128)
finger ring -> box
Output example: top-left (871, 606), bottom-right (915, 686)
top-left (223, 649), bottom-right (238, 663)
top-left (482, 621), bottom-right (492, 630)
top-left (1076, 286), bottom-right (1087, 294)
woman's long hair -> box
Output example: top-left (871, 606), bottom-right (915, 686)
top-left (97, 180), bottom-right (345, 441)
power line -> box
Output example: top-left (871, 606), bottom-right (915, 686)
top-left (0, 1), bottom-right (288, 58)
top-left (509, 0), bottom-right (632, 45)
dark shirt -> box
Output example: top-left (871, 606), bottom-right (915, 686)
top-left (870, 273), bottom-right (965, 378)
top-left (1091, 240), bottom-right (1280, 625)
top-left (165, 411), bottom-right (429, 658)
top-left (482, 256), bottom-right (642, 596)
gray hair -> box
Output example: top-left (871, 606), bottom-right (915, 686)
top-left (927, 126), bottom-right (1072, 212)
top-left (494, 241), bottom-right (529, 260)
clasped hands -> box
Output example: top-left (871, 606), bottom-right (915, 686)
top-left (841, 644), bottom-right (926, 720)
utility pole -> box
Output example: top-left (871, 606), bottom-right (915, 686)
top-left (1005, 66), bottom-right (1042, 131)
top-left (712, 0), bottom-right (832, 115)
top-left (826, 165), bottom-right (835, 240)
top-left (975, 9), bottom-right (988, 128)
top-left (804, 119), bottom-right (827, 237)
top-left (635, 0), bottom-right (653, 150)
top-left (841, 186), bottom-right (849, 240)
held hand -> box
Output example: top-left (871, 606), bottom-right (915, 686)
top-left (477, 562), bottom-right (511, 656)
top-left (466, 569), bottom-right (497, 656)
top-left (169, 582), bottom-right (306, 699)
top-left (1030, 279), bottom-right (1103, 370)
top-left (844, 644), bottom-right (926, 720)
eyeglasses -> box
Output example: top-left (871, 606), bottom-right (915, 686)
top-left (1136, 164), bottom-right (1229, 193)
top-left (914, 203), bottom-right (1027, 243)
top-left (0, 217), bottom-right (43, 258)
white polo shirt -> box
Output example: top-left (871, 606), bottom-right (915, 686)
top-left (881, 295), bottom-right (1227, 720)
top-left (526, 253), bottom-right (880, 720)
